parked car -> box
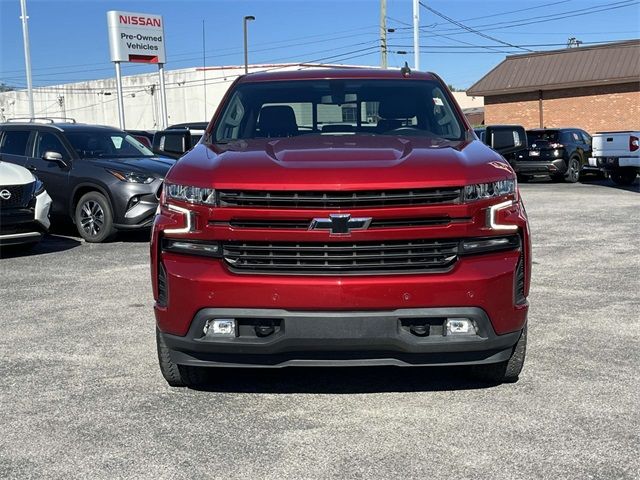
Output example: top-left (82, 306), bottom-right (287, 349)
top-left (0, 119), bottom-right (174, 242)
top-left (125, 129), bottom-right (155, 149)
top-left (475, 125), bottom-right (528, 168)
top-left (514, 128), bottom-right (592, 182)
top-left (588, 131), bottom-right (639, 186)
top-left (152, 68), bottom-right (531, 387)
top-left (0, 159), bottom-right (52, 248)
top-left (151, 122), bottom-right (208, 159)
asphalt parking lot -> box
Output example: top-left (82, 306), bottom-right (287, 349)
top-left (1, 178), bottom-right (638, 480)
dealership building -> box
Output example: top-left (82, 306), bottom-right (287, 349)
top-left (467, 39), bottom-right (640, 133)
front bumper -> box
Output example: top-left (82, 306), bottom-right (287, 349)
top-left (155, 248), bottom-right (528, 337)
top-left (0, 191), bottom-right (51, 246)
top-left (513, 159), bottom-right (567, 175)
top-left (588, 157), bottom-right (640, 171)
top-left (160, 307), bottom-right (523, 367)
top-left (111, 180), bottom-right (162, 230)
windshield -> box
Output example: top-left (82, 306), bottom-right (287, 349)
top-left (65, 131), bottom-right (154, 158)
top-left (527, 131), bottom-right (559, 145)
top-left (213, 79), bottom-right (465, 143)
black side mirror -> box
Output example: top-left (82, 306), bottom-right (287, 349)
top-left (484, 125), bottom-right (528, 155)
top-left (43, 151), bottom-right (68, 168)
top-left (152, 130), bottom-right (191, 159)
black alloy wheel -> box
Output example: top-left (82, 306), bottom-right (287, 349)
top-left (75, 191), bottom-right (116, 242)
top-left (565, 157), bottom-right (581, 183)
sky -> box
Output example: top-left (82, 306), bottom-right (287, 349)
top-left (0, 0), bottom-right (639, 91)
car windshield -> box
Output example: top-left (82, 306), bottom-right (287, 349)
top-left (65, 131), bottom-right (154, 158)
top-left (212, 79), bottom-right (465, 143)
top-left (527, 131), bottom-right (559, 144)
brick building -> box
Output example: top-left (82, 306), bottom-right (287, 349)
top-left (467, 40), bottom-right (640, 134)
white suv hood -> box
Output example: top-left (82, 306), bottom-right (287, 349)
top-left (0, 161), bottom-right (35, 186)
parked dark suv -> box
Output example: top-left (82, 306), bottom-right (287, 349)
top-left (515, 128), bottom-right (592, 182)
top-left (0, 120), bottom-right (174, 242)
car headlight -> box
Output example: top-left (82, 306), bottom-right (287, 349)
top-left (463, 179), bottom-right (516, 202)
top-left (33, 178), bottom-right (45, 196)
top-left (165, 183), bottom-right (216, 205)
top-left (107, 169), bottom-right (155, 184)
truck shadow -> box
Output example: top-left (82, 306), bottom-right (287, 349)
top-left (0, 234), bottom-right (81, 259)
top-left (189, 366), bottom-right (501, 394)
top-left (49, 220), bottom-right (152, 243)
top-left (578, 177), bottom-right (639, 192)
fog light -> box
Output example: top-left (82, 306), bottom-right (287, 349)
top-left (409, 324), bottom-right (429, 337)
top-left (445, 318), bottom-right (477, 336)
top-left (255, 324), bottom-right (275, 337)
top-left (204, 318), bottom-right (236, 337)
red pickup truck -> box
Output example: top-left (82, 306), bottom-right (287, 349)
top-left (151, 68), bottom-right (531, 387)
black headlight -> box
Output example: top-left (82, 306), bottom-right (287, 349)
top-left (459, 235), bottom-right (520, 255)
top-left (161, 238), bottom-right (222, 257)
top-left (107, 169), bottom-right (155, 184)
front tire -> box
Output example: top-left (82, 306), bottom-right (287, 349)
top-left (74, 191), bottom-right (116, 243)
top-left (471, 324), bottom-right (527, 384)
top-left (156, 329), bottom-right (209, 388)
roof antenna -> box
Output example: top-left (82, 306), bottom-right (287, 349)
top-left (400, 61), bottom-right (411, 77)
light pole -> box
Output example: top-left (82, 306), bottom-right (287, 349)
top-left (243, 15), bottom-right (255, 74)
top-left (19, 0), bottom-right (34, 120)
top-left (413, 0), bottom-right (420, 70)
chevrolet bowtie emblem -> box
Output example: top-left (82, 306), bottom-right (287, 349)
top-left (309, 213), bottom-right (372, 236)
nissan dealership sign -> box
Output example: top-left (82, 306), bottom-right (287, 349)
top-left (107, 10), bottom-right (166, 64)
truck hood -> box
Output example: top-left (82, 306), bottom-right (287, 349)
top-left (88, 156), bottom-right (175, 177)
top-left (169, 136), bottom-right (513, 189)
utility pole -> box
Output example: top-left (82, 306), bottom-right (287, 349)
top-left (19, 0), bottom-right (35, 120)
top-left (380, 0), bottom-right (387, 69)
top-left (413, 0), bottom-right (420, 70)
top-left (202, 19), bottom-right (207, 121)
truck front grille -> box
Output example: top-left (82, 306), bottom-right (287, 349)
top-left (224, 216), bottom-right (458, 230)
top-left (223, 239), bottom-right (459, 274)
top-left (218, 188), bottom-right (461, 208)
top-left (0, 182), bottom-right (34, 208)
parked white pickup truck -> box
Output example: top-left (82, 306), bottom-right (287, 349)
top-left (588, 131), bottom-right (639, 186)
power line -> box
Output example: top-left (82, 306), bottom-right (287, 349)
top-left (431, 0), bottom-right (639, 34)
top-left (1, 39), bottom-right (380, 92)
top-left (387, 16), bottom-right (511, 54)
top-left (2, 44), bottom-right (382, 95)
top-left (447, 0), bottom-right (574, 24)
top-left (0, 25), bottom-right (380, 77)
top-left (1, 34), bottom-right (380, 83)
top-left (388, 40), bottom-right (634, 49)
top-left (419, 2), bottom-right (534, 52)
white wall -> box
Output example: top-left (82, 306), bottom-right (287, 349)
top-left (0, 65), bottom-right (481, 130)
top-left (0, 64), bottom-right (338, 130)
